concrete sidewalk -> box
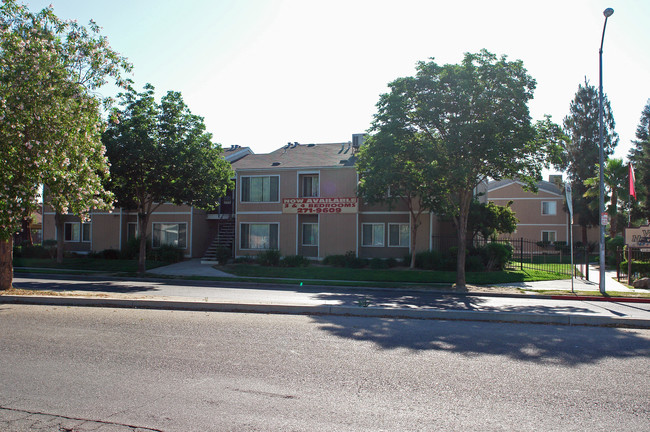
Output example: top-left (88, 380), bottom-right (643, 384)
top-left (5, 260), bottom-right (650, 328)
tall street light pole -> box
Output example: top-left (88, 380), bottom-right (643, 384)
top-left (599, 7), bottom-right (614, 295)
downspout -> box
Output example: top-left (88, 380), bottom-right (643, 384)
top-left (190, 206), bottom-right (194, 258)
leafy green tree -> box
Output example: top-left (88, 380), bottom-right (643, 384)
top-left (559, 79), bottom-right (618, 243)
top-left (467, 200), bottom-right (518, 243)
top-left (0, 1), bottom-right (130, 289)
top-left (362, 50), bottom-right (549, 288)
top-left (628, 100), bottom-right (650, 220)
top-left (584, 158), bottom-right (628, 237)
top-left (103, 85), bottom-right (234, 274)
top-left (356, 132), bottom-right (441, 268)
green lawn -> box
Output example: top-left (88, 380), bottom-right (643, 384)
top-left (13, 258), bottom-right (168, 273)
top-left (219, 264), bottom-right (570, 285)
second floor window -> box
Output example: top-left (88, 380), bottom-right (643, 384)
top-left (542, 201), bottom-right (556, 215)
top-left (300, 175), bottom-right (319, 198)
top-left (241, 176), bottom-right (279, 202)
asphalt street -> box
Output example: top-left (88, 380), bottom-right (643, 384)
top-left (1, 305), bottom-right (649, 431)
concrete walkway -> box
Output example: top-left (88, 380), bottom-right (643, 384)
top-left (6, 260), bottom-right (650, 328)
top-left (147, 259), bottom-right (235, 278)
top-left (496, 264), bottom-right (642, 293)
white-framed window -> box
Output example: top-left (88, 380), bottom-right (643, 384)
top-left (300, 174), bottom-right (319, 198)
top-left (542, 201), bottom-right (557, 215)
top-left (302, 223), bottom-right (318, 246)
top-left (152, 223), bottom-right (187, 249)
top-left (362, 223), bottom-right (384, 247)
top-left (127, 222), bottom-right (138, 241)
top-left (388, 223), bottom-right (409, 247)
top-left (81, 223), bottom-right (91, 243)
top-left (240, 223), bottom-right (279, 250)
top-left (542, 231), bottom-right (556, 243)
top-left (64, 222), bottom-right (80, 242)
top-left (241, 176), bottom-right (280, 202)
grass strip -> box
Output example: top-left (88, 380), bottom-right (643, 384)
top-left (13, 258), bottom-right (169, 273)
top-left (218, 264), bottom-right (569, 285)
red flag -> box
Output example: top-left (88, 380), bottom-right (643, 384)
top-left (630, 163), bottom-right (637, 200)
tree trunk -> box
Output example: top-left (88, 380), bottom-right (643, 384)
top-left (0, 237), bottom-right (13, 290)
top-left (581, 225), bottom-right (588, 246)
top-left (455, 191), bottom-right (473, 290)
top-left (138, 213), bottom-right (149, 274)
top-left (55, 212), bottom-right (65, 264)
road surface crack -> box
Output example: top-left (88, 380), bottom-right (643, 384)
top-left (0, 405), bottom-right (165, 431)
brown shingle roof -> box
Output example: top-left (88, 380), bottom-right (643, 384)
top-left (232, 143), bottom-right (357, 170)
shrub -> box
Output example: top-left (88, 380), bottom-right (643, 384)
top-left (620, 260), bottom-right (650, 276)
top-left (369, 257), bottom-right (388, 269)
top-left (280, 255), bottom-right (311, 267)
top-left (465, 255), bottom-right (485, 272)
top-left (149, 245), bottom-right (184, 262)
top-left (606, 236), bottom-right (625, 266)
top-left (553, 241), bottom-right (568, 251)
top-left (386, 257), bottom-right (398, 268)
top-left (100, 249), bottom-right (121, 260)
top-left (323, 254), bottom-right (346, 267)
top-left (121, 236), bottom-right (144, 260)
top-left (343, 251), bottom-right (367, 268)
top-left (13, 244), bottom-right (51, 259)
top-left (414, 250), bottom-right (445, 270)
top-left (234, 255), bottom-right (254, 264)
top-left (480, 242), bottom-right (513, 271)
top-left (216, 247), bottom-right (232, 264)
top-left (257, 249), bottom-right (281, 266)
top-left (323, 251), bottom-right (367, 268)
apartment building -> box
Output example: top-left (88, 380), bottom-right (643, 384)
top-left (486, 178), bottom-right (598, 244)
top-left (41, 145), bottom-right (251, 258)
top-left (231, 138), bottom-right (440, 259)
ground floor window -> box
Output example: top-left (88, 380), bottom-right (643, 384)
top-left (362, 223), bottom-right (384, 247)
top-left (389, 223), bottom-right (409, 247)
top-left (127, 222), bottom-right (138, 241)
top-left (541, 231), bottom-right (556, 243)
top-left (302, 223), bottom-right (318, 246)
top-left (241, 223), bottom-right (279, 250)
top-left (64, 222), bottom-right (80, 242)
top-left (153, 223), bottom-right (187, 248)
top-left (81, 223), bottom-right (91, 243)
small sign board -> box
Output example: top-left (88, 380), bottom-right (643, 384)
top-left (601, 212), bottom-right (609, 226)
top-left (625, 224), bottom-right (650, 247)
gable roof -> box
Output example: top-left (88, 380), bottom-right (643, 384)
top-left (232, 143), bottom-right (357, 170)
top-left (487, 179), bottom-right (562, 196)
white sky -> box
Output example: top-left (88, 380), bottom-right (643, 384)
top-left (27, 0), bottom-right (650, 174)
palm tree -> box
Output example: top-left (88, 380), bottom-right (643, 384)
top-left (584, 158), bottom-right (628, 237)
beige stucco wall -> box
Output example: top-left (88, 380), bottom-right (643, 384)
top-left (234, 167), bottom-right (446, 259)
top-left (42, 203), bottom-right (210, 257)
top-left (488, 182), bottom-right (569, 242)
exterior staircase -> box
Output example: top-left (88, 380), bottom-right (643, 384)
top-left (201, 220), bottom-right (235, 264)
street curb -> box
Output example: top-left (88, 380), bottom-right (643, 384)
top-left (2, 295), bottom-right (649, 328)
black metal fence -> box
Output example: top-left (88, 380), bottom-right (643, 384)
top-left (432, 236), bottom-right (590, 277)
top-left (616, 247), bottom-right (650, 284)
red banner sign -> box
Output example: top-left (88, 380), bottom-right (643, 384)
top-left (282, 197), bottom-right (358, 214)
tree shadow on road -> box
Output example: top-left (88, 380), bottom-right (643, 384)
top-left (311, 293), bottom-right (650, 366)
top-left (10, 280), bottom-right (160, 294)
top-left (314, 290), bottom-right (598, 315)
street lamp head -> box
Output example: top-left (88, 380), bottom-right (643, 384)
top-left (603, 8), bottom-right (614, 18)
